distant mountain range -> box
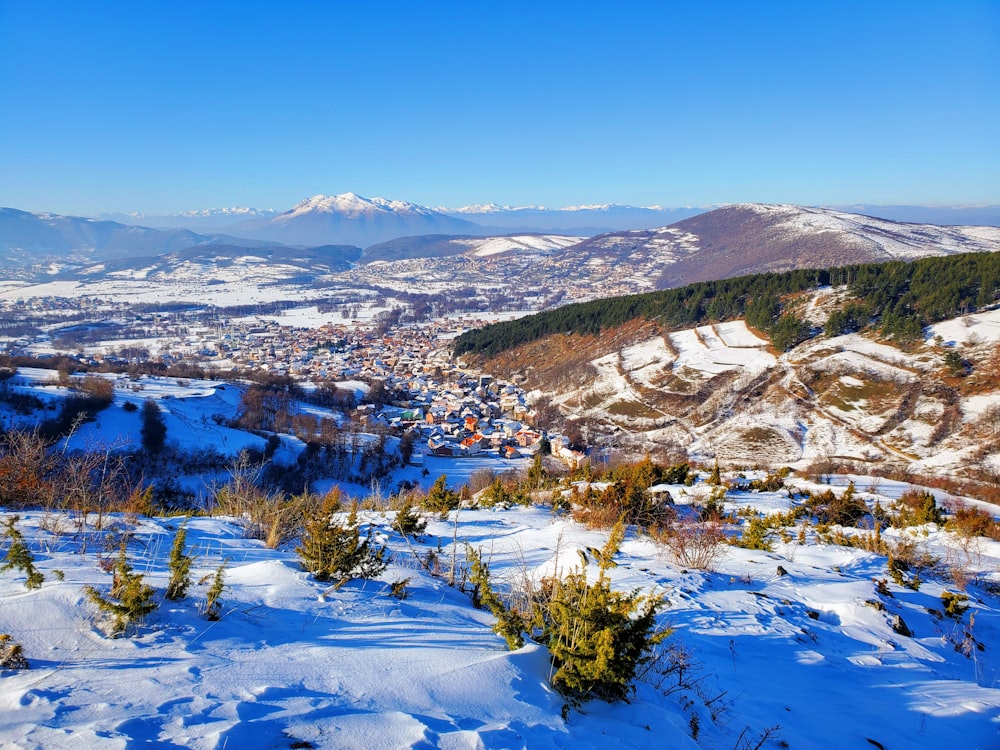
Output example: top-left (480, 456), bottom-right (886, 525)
top-left (98, 197), bottom-right (706, 238)
top-left (3, 199), bottom-right (1000, 301)
top-left (18, 193), bottom-right (996, 255)
top-left (0, 207), bottom-right (278, 266)
top-left (99, 207), bottom-right (280, 231)
top-left (94, 195), bottom-right (1000, 243)
top-left (439, 203), bottom-right (706, 234)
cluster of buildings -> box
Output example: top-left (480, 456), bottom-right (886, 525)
top-left (0, 294), bottom-right (592, 470)
top-left (358, 357), bottom-right (589, 469)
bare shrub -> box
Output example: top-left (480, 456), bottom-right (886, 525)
top-left (466, 468), bottom-right (498, 494)
top-left (805, 482), bottom-right (869, 527)
top-left (650, 517), bottom-right (725, 571)
top-left (0, 634), bottom-right (29, 670)
top-left (0, 429), bottom-right (57, 509)
top-left (946, 501), bottom-right (1000, 541)
top-left (943, 533), bottom-right (984, 590)
top-left (212, 458), bottom-right (318, 548)
top-left (76, 375), bottom-right (114, 402)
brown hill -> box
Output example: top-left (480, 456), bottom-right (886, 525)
top-left (561, 204), bottom-right (1000, 292)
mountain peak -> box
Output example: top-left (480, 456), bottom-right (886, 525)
top-left (286, 193), bottom-right (440, 219)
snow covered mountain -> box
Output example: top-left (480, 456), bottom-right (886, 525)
top-left (0, 208), bottom-right (274, 267)
top-left (99, 207), bottom-right (281, 231)
top-left (228, 193), bottom-right (484, 247)
top-left (562, 203), bottom-right (1000, 289)
top-left (360, 233), bottom-right (584, 263)
top-left (442, 202), bottom-right (705, 234)
top-left (6, 202), bottom-right (1000, 309)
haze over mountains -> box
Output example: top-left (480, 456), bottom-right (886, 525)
top-left (0, 207), bottom-right (292, 273)
top-left (3, 197), bottom-right (1000, 311)
top-left (97, 194), bottom-right (707, 239)
top-left (86, 192), bottom-right (1000, 246)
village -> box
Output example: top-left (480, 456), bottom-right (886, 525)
top-left (0, 294), bottom-right (592, 473)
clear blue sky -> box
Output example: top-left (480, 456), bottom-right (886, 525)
top-left (1, 1), bottom-right (997, 215)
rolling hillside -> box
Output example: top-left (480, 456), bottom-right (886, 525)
top-left (561, 204), bottom-right (1000, 290)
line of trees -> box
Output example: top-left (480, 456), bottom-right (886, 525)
top-left (453, 251), bottom-right (1000, 357)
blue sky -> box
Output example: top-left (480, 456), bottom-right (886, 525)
top-left (1, 1), bottom-right (997, 215)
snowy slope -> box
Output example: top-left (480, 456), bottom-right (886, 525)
top-left (739, 203), bottom-right (1000, 259)
top-left (526, 308), bottom-right (1000, 477)
top-left (1, 490), bottom-right (997, 749)
top-left (561, 204), bottom-right (1000, 291)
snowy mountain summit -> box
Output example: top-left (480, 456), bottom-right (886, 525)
top-left (224, 192), bottom-right (481, 247)
top-left (285, 193), bottom-right (443, 220)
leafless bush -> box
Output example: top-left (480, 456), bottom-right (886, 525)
top-left (211, 458), bottom-right (319, 548)
top-left (946, 500), bottom-right (1000, 541)
top-left (943, 534), bottom-right (985, 590)
top-left (466, 468), bottom-right (499, 494)
top-left (650, 517), bottom-right (725, 571)
top-left (0, 429), bottom-right (58, 509)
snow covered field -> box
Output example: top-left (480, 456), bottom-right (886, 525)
top-left (1, 482), bottom-right (998, 749)
top-left (928, 308), bottom-right (1000, 347)
top-left (668, 324), bottom-right (775, 378)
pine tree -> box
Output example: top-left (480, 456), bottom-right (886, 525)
top-left (1, 515), bottom-right (44, 590)
top-left (526, 453), bottom-right (547, 490)
top-left (297, 494), bottom-right (387, 586)
top-left (708, 461), bottom-right (721, 486)
top-left (540, 522), bottom-right (667, 702)
top-left (737, 516), bottom-right (773, 551)
top-left (391, 499), bottom-right (427, 537)
top-left (202, 562), bottom-right (226, 620)
top-left (424, 475), bottom-right (460, 514)
top-left (85, 544), bottom-right (157, 636)
top-left (470, 523), bottom-right (667, 703)
top-left (140, 398), bottom-right (167, 454)
top-left (164, 525), bottom-right (193, 600)
top-left (468, 546), bottom-right (527, 650)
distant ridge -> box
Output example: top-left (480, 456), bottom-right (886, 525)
top-left (0, 207), bottom-right (274, 264)
top-left (827, 204), bottom-right (1000, 227)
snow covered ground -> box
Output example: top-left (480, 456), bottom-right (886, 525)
top-left (0, 359), bottom-right (999, 748)
top-left (1, 486), bottom-right (998, 749)
top-left (669, 324), bottom-right (775, 378)
top-left (740, 204), bottom-right (1000, 259)
top-left (928, 309), bottom-right (1000, 347)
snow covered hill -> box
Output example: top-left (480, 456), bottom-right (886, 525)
top-left (565, 204), bottom-right (1000, 289)
top-left (1, 476), bottom-right (997, 748)
top-left (479, 310), bottom-right (1000, 484)
top-left (361, 233), bottom-right (584, 263)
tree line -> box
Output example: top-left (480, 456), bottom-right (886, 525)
top-left (453, 251), bottom-right (1000, 357)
